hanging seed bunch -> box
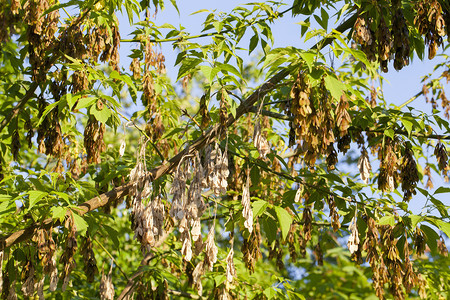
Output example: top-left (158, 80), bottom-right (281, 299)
top-left (142, 38), bottom-right (165, 113)
top-left (144, 111), bottom-right (165, 143)
top-left (358, 148), bottom-right (372, 184)
top-left (205, 143), bottom-right (229, 196)
top-left (377, 17), bottom-right (392, 72)
top-left (192, 261), bottom-right (205, 296)
top-left (185, 154), bottom-right (207, 243)
top-left (268, 239), bottom-right (285, 270)
top-left (10, 129), bottom-right (20, 161)
top-left (299, 205), bottom-right (312, 257)
top-left (33, 228), bottom-right (58, 288)
top-left (391, 2), bottom-right (410, 70)
top-left (60, 217), bottom-right (78, 292)
top-left (169, 163), bottom-right (188, 221)
top-left (253, 119), bottom-right (270, 158)
top-left (326, 195), bottom-right (341, 232)
top-left (363, 217), bottom-right (388, 299)
top-left (219, 89), bottom-right (229, 132)
top-left (225, 246), bottom-right (236, 284)
top-left (129, 141), bottom-right (166, 251)
top-left (424, 164), bottom-right (434, 189)
top-left (81, 235), bottom-right (98, 283)
top-left (24, 0), bottom-right (60, 82)
top-left (379, 225), bottom-right (405, 299)
top-left (20, 260), bottom-right (35, 297)
top-left (100, 265), bottom-right (115, 300)
top-left (414, 227), bottom-right (427, 256)
top-left (353, 13), bottom-right (377, 62)
top-left (83, 116), bottom-right (106, 164)
top-left (434, 142), bottom-right (449, 177)
top-left (363, 218), bottom-right (426, 299)
top-left (169, 153), bottom-right (210, 261)
top-left (0, 1), bottom-right (21, 44)
top-left (241, 167), bottom-right (253, 233)
top-left (290, 72), bottom-right (336, 167)
top-left (352, 3), bottom-right (411, 72)
top-left (347, 214), bottom-right (360, 255)
top-left (129, 58), bottom-right (142, 80)
top-left (241, 223), bottom-right (262, 273)
top-left (378, 139), bottom-right (399, 193)
top-left (403, 237), bottom-right (419, 295)
top-left (415, 0), bottom-right (446, 60)
top-left (204, 226), bottom-right (218, 271)
top-left (437, 235), bottom-right (449, 257)
top-left (400, 145), bottom-right (419, 202)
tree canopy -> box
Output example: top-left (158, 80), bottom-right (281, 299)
top-left (0, 0), bottom-right (450, 299)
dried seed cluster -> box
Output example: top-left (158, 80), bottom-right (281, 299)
top-left (378, 141), bottom-right (399, 193)
top-left (241, 223), bottom-right (262, 273)
top-left (24, 0), bottom-right (60, 82)
top-left (129, 141), bottom-right (166, 250)
top-left (60, 218), bottom-right (78, 292)
top-left (100, 266), bottom-right (114, 300)
top-left (400, 145), bottom-right (419, 202)
top-left (290, 73), bottom-right (338, 167)
top-left (241, 168), bottom-right (253, 233)
top-left (253, 120), bottom-right (270, 158)
top-left (415, 0), bottom-right (447, 59)
top-left (84, 117), bottom-right (106, 164)
top-left (363, 217), bottom-right (428, 299)
top-left (347, 215), bottom-right (359, 255)
top-left (358, 148), bottom-right (372, 184)
top-left (81, 235), bottom-right (99, 283)
top-left (352, 2), bottom-right (410, 72)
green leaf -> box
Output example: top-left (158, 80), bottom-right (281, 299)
top-left (51, 206), bottom-right (67, 222)
top-left (324, 74), bottom-right (345, 100)
top-left (216, 62), bottom-right (243, 81)
top-left (75, 97), bottom-right (97, 110)
top-left (90, 103), bottom-right (111, 124)
top-left (229, 96), bottom-right (238, 119)
top-left (378, 215), bottom-right (395, 227)
top-left (408, 214), bottom-right (424, 229)
top-left (435, 219), bottom-right (450, 238)
top-left (434, 187), bottom-right (450, 194)
top-left (261, 215), bottom-right (277, 244)
top-left (421, 224), bottom-right (439, 254)
top-left (274, 206), bottom-right (292, 241)
top-left (264, 287), bottom-right (277, 299)
top-left (299, 51), bottom-right (316, 72)
top-left (177, 58), bottom-right (202, 81)
top-left (72, 213), bottom-right (88, 236)
top-left (401, 118), bottom-right (413, 136)
top-left (103, 224), bottom-right (120, 249)
top-left (384, 128), bottom-right (395, 139)
top-left (249, 33), bottom-right (259, 54)
top-left (252, 200), bottom-right (268, 218)
top-left (199, 65), bottom-right (212, 81)
top-left (28, 191), bottom-right (47, 210)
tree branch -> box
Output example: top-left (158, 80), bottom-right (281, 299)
top-left (0, 13), bottom-right (357, 252)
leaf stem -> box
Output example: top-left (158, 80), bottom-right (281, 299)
top-left (92, 236), bottom-right (129, 280)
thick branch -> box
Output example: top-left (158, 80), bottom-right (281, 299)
top-left (0, 13), bottom-right (357, 252)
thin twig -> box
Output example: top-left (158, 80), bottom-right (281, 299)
top-left (115, 109), bottom-right (165, 162)
top-left (92, 236), bottom-right (129, 280)
top-left (121, 6), bottom-right (294, 44)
